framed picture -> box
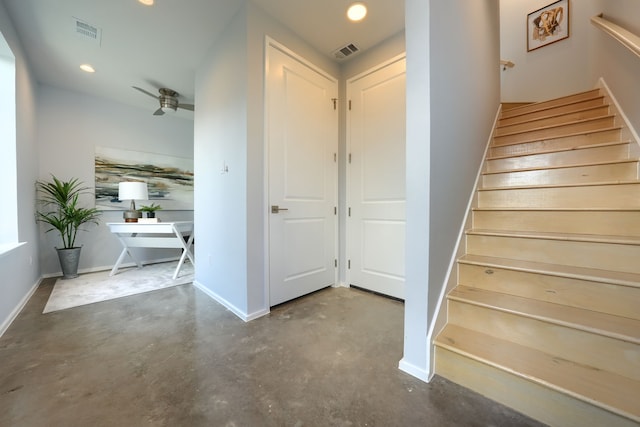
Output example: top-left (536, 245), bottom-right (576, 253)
top-left (527, 0), bottom-right (569, 52)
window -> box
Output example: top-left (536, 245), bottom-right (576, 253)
top-left (0, 30), bottom-right (18, 250)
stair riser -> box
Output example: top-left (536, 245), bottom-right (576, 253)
top-left (472, 210), bottom-right (640, 237)
top-left (496, 106), bottom-right (610, 136)
top-left (482, 162), bottom-right (638, 188)
top-left (434, 347), bottom-right (638, 427)
top-left (458, 262), bottom-right (640, 320)
top-left (466, 234), bottom-right (640, 274)
top-left (500, 89), bottom-right (602, 119)
top-left (494, 117), bottom-right (616, 146)
top-left (485, 144), bottom-right (630, 173)
top-left (447, 300), bottom-right (640, 379)
top-left (477, 183), bottom-right (640, 209)
top-left (499, 98), bottom-right (606, 127)
top-left (489, 129), bottom-right (622, 158)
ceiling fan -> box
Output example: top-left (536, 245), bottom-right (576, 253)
top-left (132, 86), bottom-right (195, 116)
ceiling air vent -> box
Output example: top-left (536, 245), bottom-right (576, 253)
top-left (73, 17), bottom-right (101, 45)
top-left (333, 43), bottom-right (359, 60)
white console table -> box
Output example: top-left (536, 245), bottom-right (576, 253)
top-left (106, 221), bottom-right (195, 280)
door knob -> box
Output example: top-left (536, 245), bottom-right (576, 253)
top-left (271, 205), bottom-right (289, 213)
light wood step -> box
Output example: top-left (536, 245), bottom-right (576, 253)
top-left (435, 326), bottom-right (640, 426)
top-left (472, 208), bottom-right (640, 237)
top-left (458, 254), bottom-right (640, 288)
top-left (447, 291), bottom-right (639, 381)
top-left (449, 286), bottom-right (640, 345)
top-left (477, 181), bottom-right (640, 209)
top-left (498, 96), bottom-right (606, 127)
top-left (482, 160), bottom-right (638, 188)
top-left (496, 105), bottom-right (611, 136)
top-left (458, 254), bottom-right (640, 320)
top-left (466, 229), bottom-right (640, 274)
top-left (489, 128), bottom-right (622, 158)
top-left (500, 89), bottom-right (602, 119)
top-left (494, 116), bottom-right (617, 146)
top-left (485, 141), bottom-right (632, 173)
top-left (501, 102), bottom-right (532, 111)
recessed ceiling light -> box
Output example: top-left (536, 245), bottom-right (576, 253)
top-left (138, 0), bottom-right (154, 5)
top-left (347, 2), bottom-right (367, 22)
top-left (80, 64), bottom-right (95, 73)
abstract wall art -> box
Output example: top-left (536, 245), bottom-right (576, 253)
top-left (527, 0), bottom-right (570, 52)
top-left (95, 146), bottom-right (194, 210)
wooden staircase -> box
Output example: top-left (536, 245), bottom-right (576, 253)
top-left (434, 88), bottom-right (640, 427)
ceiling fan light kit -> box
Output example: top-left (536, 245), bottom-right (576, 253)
top-left (132, 86), bottom-right (195, 116)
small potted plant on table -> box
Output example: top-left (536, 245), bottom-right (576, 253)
top-left (140, 203), bottom-right (163, 219)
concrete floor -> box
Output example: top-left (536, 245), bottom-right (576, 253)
top-left (0, 279), bottom-right (546, 427)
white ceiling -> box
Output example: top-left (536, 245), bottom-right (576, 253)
top-left (2, 0), bottom-right (405, 119)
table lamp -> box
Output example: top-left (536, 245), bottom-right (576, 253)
top-left (118, 181), bottom-right (148, 222)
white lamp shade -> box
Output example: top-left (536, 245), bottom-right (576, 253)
top-left (118, 182), bottom-right (148, 201)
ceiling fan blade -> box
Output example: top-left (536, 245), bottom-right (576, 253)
top-left (177, 103), bottom-right (195, 111)
top-left (132, 86), bottom-right (159, 99)
top-left (153, 108), bottom-right (165, 116)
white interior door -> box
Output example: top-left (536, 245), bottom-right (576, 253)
top-left (267, 41), bottom-right (338, 307)
top-left (347, 55), bottom-right (406, 300)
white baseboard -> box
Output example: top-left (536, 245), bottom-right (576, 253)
top-left (398, 357), bottom-right (432, 383)
top-left (192, 280), bottom-right (269, 322)
top-left (0, 277), bottom-right (41, 338)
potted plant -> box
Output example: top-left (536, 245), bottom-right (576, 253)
top-left (139, 202), bottom-right (162, 218)
top-left (36, 175), bottom-right (101, 279)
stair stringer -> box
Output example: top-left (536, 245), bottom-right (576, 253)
top-left (426, 106), bottom-right (502, 377)
top-left (596, 77), bottom-right (640, 157)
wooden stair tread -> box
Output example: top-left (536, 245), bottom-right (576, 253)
top-left (435, 325), bottom-right (640, 421)
top-left (491, 126), bottom-right (623, 148)
top-left (482, 158), bottom-right (639, 175)
top-left (496, 105), bottom-right (611, 131)
top-left (488, 139), bottom-right (629, 160)
top-left (500, 89), bottom-right (602, 117)
top-left (466, 229), bottom-right (640, 246)
top-left (499, 96), bottom-right (606, 125)
top-left (494, 115), bottom-right (615, 139)
top-left (458, 254), bottom-right (640, 289)
top-left (449, 286), bottom-right (640, 343)
top-left (479, 180), bottom-right (640, 192)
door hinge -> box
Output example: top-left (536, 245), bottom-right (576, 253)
top-left (348, 100), bottom-right (352, 111)
top-left (334, 206), bottom-right (337, 215)
top-left (334, 152), bottom-right (337, 162)
top-left (348, 153), bottom-right (352, 164)
top-left (334, 259), bottom-right (338, 268)
top-left (348, 207), bottom-right (351, 217)
top-left (332, 98), bottom-right (337, 110)
top-left (348, 259), bottom-right (351, 269)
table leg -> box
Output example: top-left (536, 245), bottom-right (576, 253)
top-left (172, 228), bottom-right (195, 279)
top-left (110, 234), bottom-right (143, 276)
top-left (110, 248), bottom-right (129, 276)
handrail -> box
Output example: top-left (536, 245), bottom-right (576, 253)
top-left (500, 59), bottom-right (514, 71)
top-left (591, 13), bottom-right (640, 59)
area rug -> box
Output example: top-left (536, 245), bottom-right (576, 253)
top-left (43, 261), bottom-right (194, 313)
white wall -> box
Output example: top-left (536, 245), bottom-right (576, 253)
top-left (500, 0), bottom-right (601, 102)
top-left (193, 3), bottom-right (339, 320)
top-left (36, 86), bottom-right (194, 276)
top-left (194, 6), bottom-right (250, 317)
top-left (589, 0), bottom-right (640, 132)
top-left (0, 2), bottom-right (41, 335)
top-left (401, 0), bottom-right (500, 380)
